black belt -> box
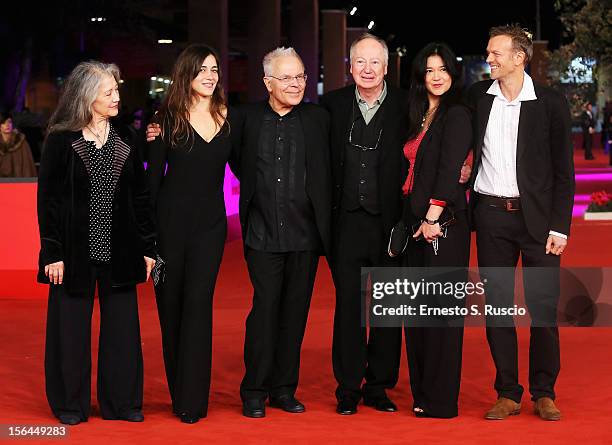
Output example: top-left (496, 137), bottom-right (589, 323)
top-left (476, 193), bottom-right (521, 212)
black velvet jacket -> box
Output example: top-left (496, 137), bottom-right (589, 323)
top-left (37, 129), bottom-right (156, 292)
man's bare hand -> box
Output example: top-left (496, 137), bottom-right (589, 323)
top-left (459, 162), bottom-right (472, 184)
top-left (546, 235), bottom-right (567, 255)
top-left (146, 123), bottom-right (162, 142)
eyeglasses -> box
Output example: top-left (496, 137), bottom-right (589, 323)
top-left (348, 119), bottom-right (383, 151)
top-left (266, 74), bottom-right (307, 85)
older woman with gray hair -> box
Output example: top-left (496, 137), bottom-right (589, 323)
top-left (37, 61), bottom-right (156, 425)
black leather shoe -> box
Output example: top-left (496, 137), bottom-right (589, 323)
top-left (179, 413), bottom-right (200, 424)
top-left (336, 398), bottom-right (358, 415)
top-left (58, 414), bottom-right (81, 425)
top-left (119, 411), bottom-right (144, 422)
top-left (243, 399), bottom-right (265, 418)
top-left (269, 395), bottom-right (305, 413)
top-left (364, 396), bottom-right (398, 412)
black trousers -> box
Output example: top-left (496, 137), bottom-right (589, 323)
top-left (154, 216), bottom-right (226, 418)
top-left (240, 248), bottom-right (319, 401)
top-left (474, 198), bottom-right (561, 403)
top-left (401, 209), bottom-right (470, 418)
top-left (45, 262), bottom-right (143, 421)
top-left (332, 208), bottom-right (400, 401)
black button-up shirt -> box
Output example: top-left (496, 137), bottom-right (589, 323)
top-left (245, 103), bottom-right (321, 252)
top-left (342, 99), bottom-right (385, 214)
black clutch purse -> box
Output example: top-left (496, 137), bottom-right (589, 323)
top-left (388, 221), bottom-right (410, 257)
top-left (151, 254), bottom-right (166, 286)
top-left (388, 195), bottom-right (413, 258)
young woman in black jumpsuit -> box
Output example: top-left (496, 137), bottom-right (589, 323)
top-left (147, 45), bottom-right (236, 424)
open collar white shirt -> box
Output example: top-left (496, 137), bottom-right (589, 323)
top-left (474, 72), bottom-right (567, 239)
top-left (474, 72), bottom-right (537, 198)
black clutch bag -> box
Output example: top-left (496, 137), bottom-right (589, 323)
top-left (151, 254), bottom-right (166, 286)
top-left (388, 221), bottom-right (410, 257)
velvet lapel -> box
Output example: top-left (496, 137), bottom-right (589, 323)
top-left (71, 135), bottom-right (91, 174)
top-left (112, 128), bottom-right (131, 191)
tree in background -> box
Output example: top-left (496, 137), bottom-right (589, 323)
top-left (547, 0), bottom-right (611, 120)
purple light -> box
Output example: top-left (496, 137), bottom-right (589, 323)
top-left (223, 165), bottom-right (239, 216)
top-left (575, 173), bottom-right (612, 182)
top-left (574, 194), bottom-right (595, 203)
top-left (573, 204), bottom-right (588, 218)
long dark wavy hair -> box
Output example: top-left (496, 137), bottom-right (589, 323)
top-left (406, 42), bottom-right (463, 141)
top-left (155, 44), bottom-right (227, 148)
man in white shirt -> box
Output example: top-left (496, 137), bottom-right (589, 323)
top-left (467, 24), bottom-right (575, 421)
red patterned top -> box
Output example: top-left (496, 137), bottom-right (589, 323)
top-left (402, 131), bottom-right (426, 195)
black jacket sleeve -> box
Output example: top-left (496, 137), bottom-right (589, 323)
top-left (431, 106), bottom-right (472, 206)
top-left (37, 132), bottom-right (66, 266)
top-left (549, 92), bottom-right (575, 236)
top-left (130, 141), bottom-right (157, 258)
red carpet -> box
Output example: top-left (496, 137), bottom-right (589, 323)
top-left (1, 147), bottom-right (611, 444)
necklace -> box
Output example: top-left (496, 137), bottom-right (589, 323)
top-left (87, 119), bottom-right (108, 146)
top-left (421, 106), bottom-right (438, 130)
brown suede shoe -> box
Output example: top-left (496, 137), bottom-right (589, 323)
top-left (484, 397), bottom-right (521, 420)
top-left (534, 397), bottom-right (561, 421)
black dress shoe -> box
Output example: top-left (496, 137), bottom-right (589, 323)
top-left (336, 398), bottom-right (358, 415)
top-left (119, 411), bottom-right (144, 422)
top-left (58, 414), bottom-right (81, 425)
top-left (364, 397), bottom-right (398, 412)
top-left (269, 395), bottom-right (305, 413)
top-left (179, 413), bottom-right (200, 424)
top-left (243, 399), bottom-right (265, 418)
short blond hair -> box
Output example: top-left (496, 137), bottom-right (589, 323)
top-left (489, 24), bottom-right (533, 65)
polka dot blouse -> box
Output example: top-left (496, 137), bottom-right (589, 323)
top-left (86, 126), bottom-right (116, 262)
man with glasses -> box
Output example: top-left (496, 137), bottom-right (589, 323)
top-left (320, 33), bottom-right (408, 415)
top-left (232, 47), bottom-right (332, 418)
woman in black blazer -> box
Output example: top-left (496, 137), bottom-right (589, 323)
top-left (38, 61), bottom-right (156, 425)
top-left (400, 42), bottom-right (472, 418)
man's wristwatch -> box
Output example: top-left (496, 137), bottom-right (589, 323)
top-left (423, 218), bottom-right (439, 225)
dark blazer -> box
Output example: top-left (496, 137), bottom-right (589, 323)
top-left (319, 84), bottom-right (408, 238)
top-left (408, 105), bottom-right (472, 218)
top-left (231, 101), bottom-right (332, 256)
top-left (467, 79), bottom-right (575, 241)
top-left (37, 129), bottom-right (156, 292)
